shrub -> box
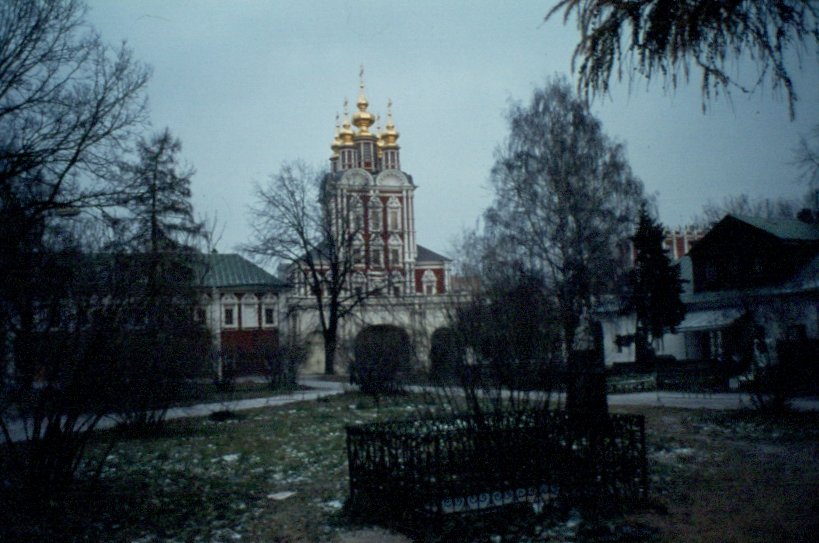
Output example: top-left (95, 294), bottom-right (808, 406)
top-left (266, 340), bottom-right (306, 390)
top-left (351, 325), bottom-right (411, 398)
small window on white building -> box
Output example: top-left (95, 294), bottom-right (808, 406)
top-left (262, 293), bottom-right (277, 328)
top-left (221, 294), bottom-right (238, 328)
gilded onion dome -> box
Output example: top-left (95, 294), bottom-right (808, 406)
top-left (330, 113), bottom-right (341, 157)
top-left (351, 67), bottom-right (375, 136)
top-left (338, 99), bottom-right (355, 146)
top-left (380, 99), bottom-right (400, 148)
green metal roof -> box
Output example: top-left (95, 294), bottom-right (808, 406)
top-left (731, 214), bottom-right (819, 241)
top-left (197, 253), bottom-right (284, 289)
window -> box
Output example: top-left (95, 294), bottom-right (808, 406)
top-left (387, 197), bottom-right (401, 231)
top-left (370, 247), bottom-right (383, 268)
top-left (369, 198), bottom-right (382, 231)
top-left (422, 270), bottom-right (437, 295)
top-left (264, 307), bottom-right (275, 325)
top-left (350, 197), bottom-right (364, 231)
top-left (352, 246), bottom-right (364, 265)
top-left (388, 234), bottom-right (402, 268)
top-left (352, 233), bottom-right (365, 265)
top-left (224, 307), bottom-right (234, 326)
top-left (196, 308), bottom-right (207, 324)
top-left (390, 272), bottom-right (403, 297)
top-left (352, 273), bottom-right (366, 297)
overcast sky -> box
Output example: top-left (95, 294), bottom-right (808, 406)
top-left (86, 1), bottom-right (819, 259)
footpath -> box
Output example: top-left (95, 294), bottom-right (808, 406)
top-left (5, 377), bottom-right (818, 442)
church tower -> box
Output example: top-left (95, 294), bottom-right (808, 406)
top-left (324, 69), bottom-right (449, 297)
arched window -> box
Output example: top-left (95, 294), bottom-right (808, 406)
top-left (422, 270), bottom-right (438, 295)
top-left (349, 196), bottom-right (364, 232)
top-left (352, 272), bottom-right (366, 297)
top-left (388, 234), bottom-right (402, 268)
top-left (369, 197), bottom-right (382, 232)
top-left (370, 234), bottom-right (383, 269)
top-left (387, 196), bottom-right (402, 231)
top-left (389, 271), bottom-right (403, 297)
top-left (351, 233), bottom-right (365, 265)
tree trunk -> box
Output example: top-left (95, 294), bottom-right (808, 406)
top-left (323, 330), bottom-right (337, 375)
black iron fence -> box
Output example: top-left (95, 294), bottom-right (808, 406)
top-left (345, 410), bottom-right (647, 525)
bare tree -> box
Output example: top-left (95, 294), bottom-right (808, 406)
top-left (0, 0), bottom-right (150, 213)
top-left (246, 161), bottom-right (383, 375)
top-left (547, 1), bottom-right (819, 118)
top-left (794, 122), bottom-right (819, 214)
top-left (694, 193), bottom-right (802, 227)
top-left (1, 0), bottom-right (149, 384)
top-left (486, 77), bottom-right (645, 362)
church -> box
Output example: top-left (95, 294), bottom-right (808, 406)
top-left (283, 73), bottom-right (459, 373)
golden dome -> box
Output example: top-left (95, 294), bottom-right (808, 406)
top-left (352, 66), bottom-right (375, 136)
top-left (330, 113), bottom-right (341, 156)
top-left (380, 99), bottom-right (400, 148)
top-left (338, 99), bottom-right (355, 146)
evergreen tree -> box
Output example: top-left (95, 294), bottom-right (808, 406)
top-left (115, 128), bottom-right (208, 430)
top-left (625, 208), bottom-right (686, 367)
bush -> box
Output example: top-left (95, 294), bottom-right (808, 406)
top-left (351, 325), bottom-right (411, 398)
top-left (267, 340), bottom-right (306, 390)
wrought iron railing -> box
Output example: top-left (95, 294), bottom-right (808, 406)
top-left (345, 410), bottom-right (647, 524)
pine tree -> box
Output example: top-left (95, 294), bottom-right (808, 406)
top-left (115, 128), bottom-right (207, 430)
top-left (625, 208), bottom-right (686, 367)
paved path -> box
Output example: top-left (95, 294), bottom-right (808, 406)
top-left (4, 378), bottom-right (349, 443)
top-left (5, 378), bottom-right (817, 442)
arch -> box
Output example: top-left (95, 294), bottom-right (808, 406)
top-left (351, 324), bottom-right (412, 394)
top-left (340, 168), bottom-right (373, 187)
top-left (375, 169), bottom-right (410, 187)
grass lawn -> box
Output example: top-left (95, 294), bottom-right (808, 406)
top-left (4, 393), bottom-right (818, 542)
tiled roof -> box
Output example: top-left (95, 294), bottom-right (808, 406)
top-left (731, 215), bottom-right (819, 241)
top-left (197, 253), bottom-right (284, 289)
top-left (416, 244), bottom-right (451, 263)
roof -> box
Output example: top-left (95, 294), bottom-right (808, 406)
top-left (675, 308), bottom-right (743, 332)
top-left (197, 253), bottom-right (284, 290)
top-left (730, 215), bottom-right (819, 241)
top-left (416, 244), bottom-right (451, 263)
